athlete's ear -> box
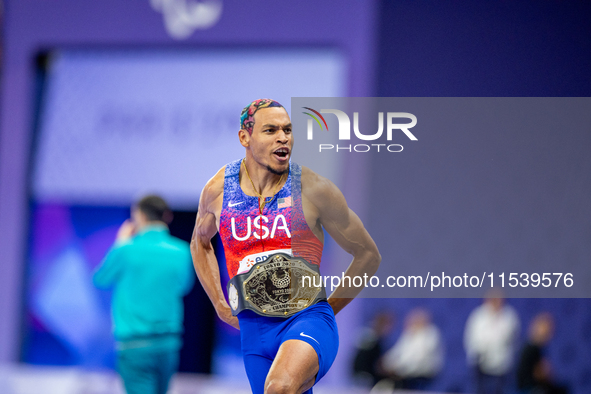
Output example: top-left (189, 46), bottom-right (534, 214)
top-left (239, 128), bottom-right (250, 148)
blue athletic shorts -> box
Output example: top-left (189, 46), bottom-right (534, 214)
top-left (238, 301), bottom-right (339, 394)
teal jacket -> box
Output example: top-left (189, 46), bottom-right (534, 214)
top-left (93, 225), bottom-right (194, 342)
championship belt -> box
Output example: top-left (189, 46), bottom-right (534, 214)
top-left (227, 253), bottom-right (327, 318)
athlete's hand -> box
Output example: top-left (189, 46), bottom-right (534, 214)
top-left (218, 307), bottom-right (240, 330)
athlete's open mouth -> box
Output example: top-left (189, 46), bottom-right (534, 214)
top-left (273, 147), bottom-right (290, 159)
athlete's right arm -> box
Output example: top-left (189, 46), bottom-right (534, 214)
top-left (191, 168), bottom-right (239, 330)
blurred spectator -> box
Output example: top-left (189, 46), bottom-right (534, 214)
top-left (93, 195), bottom-right (194, 394)
top-left (380, 308), bottom-right (443, 391)
top-left (352, 311), bottom-right (395, 386)
top-left (464, 292), bottom-right (520, 394)
top-left (516, 312), bottom-right (569, 394)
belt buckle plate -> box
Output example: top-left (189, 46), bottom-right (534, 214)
top-left (242, 253), bottom-right (322, 317)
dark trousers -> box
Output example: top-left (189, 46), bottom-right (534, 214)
top-left (399, 377), bottom-right (432, 391)
top-left (476, 366), bottom-right (507, 394)
top-left (117, 347), bottom-right (179, 394)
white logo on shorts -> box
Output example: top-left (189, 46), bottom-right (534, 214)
top-left (300, 332), bottom-right (319, 345)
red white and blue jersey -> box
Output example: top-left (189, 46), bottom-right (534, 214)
top-left (219, 159), bottom-right (323, 279)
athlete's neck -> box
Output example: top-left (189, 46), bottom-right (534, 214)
top-left (241, 157), bottom-right (286, 198)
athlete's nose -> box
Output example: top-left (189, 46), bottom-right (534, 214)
top-left (277, 129), bottom-right (290, 143)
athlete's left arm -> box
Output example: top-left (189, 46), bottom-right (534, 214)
top-left (303, 169), bottom-right (381, 315)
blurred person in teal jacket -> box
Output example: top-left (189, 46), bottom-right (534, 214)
top-left (94, 195), bottom-right (195, 394)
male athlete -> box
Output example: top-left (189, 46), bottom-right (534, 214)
top-left (191, 99), bottom-right (381, 394)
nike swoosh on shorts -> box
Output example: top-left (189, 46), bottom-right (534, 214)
top-left (300, 332), bottom-right (320, 345)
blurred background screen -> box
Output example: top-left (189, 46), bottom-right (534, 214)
top-left (31, 48), bottom-right (345, 207)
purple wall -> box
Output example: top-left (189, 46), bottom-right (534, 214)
top-left (0, 0), bottom-right (378, 363)
top-left (369, 2), bottom-right (591, 392)
top-left (376, 1), bottom-right (591, 97)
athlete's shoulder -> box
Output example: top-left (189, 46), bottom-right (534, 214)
top-left (200, 166), bottom-right (226, 210)
top-left (300, 165), bottom-right (341, 201)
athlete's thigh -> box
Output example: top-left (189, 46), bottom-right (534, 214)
top-left (265, 339), bottom-right (319, 394)
top-left (281, 302), bottom-right (339, 385)
top-left (244, 353), bottom-right (274, 394)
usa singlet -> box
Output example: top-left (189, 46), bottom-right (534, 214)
top-left (218, 159), bottom-right (339, 394)
top-left (219, 159), bottom-right (323, 280)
